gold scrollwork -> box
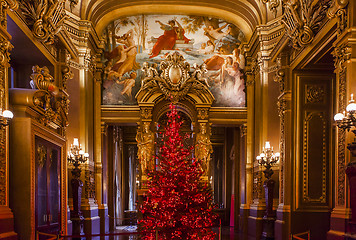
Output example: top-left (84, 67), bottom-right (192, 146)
top-left (282, 0), bottom-right (331, 49)
top-left (19, 0), bottom-right (66, 44)
top-left (262, 0), bottom-right (280, 17)
top-left (31, 65), bottom-right (69, 128)
top-left (332, 43), bottom-right (351, 73)
top-left (327, 0), bottom-right (349, 34)
top-left (137, 51), bottom-right (214, 103)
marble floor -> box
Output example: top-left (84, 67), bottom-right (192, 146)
top-left (83, 226), bottom-right (239, 240)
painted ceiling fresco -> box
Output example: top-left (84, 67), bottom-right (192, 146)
top-left (102, 14), bottom-right (246, 107)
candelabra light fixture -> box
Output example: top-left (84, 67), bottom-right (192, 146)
top-left (334, 94), bottom-right (356, 156)
top-left (67, 138), bottom-right (89, 178)
top-left (256, 141), bottom-right (280, 179)
top-left (334, 93), bottom-right (356, 133)
top-left (0, 108), bottom-right (13, 128)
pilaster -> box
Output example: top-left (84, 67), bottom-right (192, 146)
top-left (0, 1), bottom-right (19, 239)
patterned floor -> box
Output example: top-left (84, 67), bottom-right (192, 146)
top-left (84, 226), bottom-right (238, 240)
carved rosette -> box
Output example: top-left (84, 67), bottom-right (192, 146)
top-left (19, 0), bottom-right (66, 44)
top-left (282, 0), bottom-right (332, 49)
top-left (140, 107), bottom-right (153, 120)
top-left (197, 108), bottom-right (209, 121)
top-left (305, 85), bottom-right (325, 104)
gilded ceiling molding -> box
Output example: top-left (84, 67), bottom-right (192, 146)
top-left (282, 0), bottom-right (332, 49)
top-left (262, 0), bottom-right (280, 17)
top-left (327, 0), bottom-right (349, 34)
top-left (18, 0), bottom-right (66, 44)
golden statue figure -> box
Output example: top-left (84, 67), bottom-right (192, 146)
top-left (136, 122), bottom-right (155, 175)
top-left (195, 122), bottom-right (213, 174)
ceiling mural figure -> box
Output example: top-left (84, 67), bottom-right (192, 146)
top-left (102, 14), bottom-right (246, 107)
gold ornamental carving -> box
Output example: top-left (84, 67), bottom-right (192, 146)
top-left (137, 51), bottom-right (214, 104)
top-left (333, 43), bottom-right (349, 206)
top-left (282, 0), bottom-right (332, 49)
top-left (136, 122), bottom-right (155, 176)
top-left (332, 44), bottom-right (351, 74)
top-left (140, 107), bottom-right (153, 120)
top-left (19, 0), bottom-right (66, 44)
top-left (0, 0), bottom-right (19, 28)
top-left (327, 0), bottom-right (349, 34)
top-left (262, 0), bottom-right (280, 17)
top-left (36, 144), bottom-right (47, 168)
top-left (195, 122), bottom-right (213, 176)
top-left (305, 84), bottom-right (325, 104)
top-left (30, 65), bottom-right (69, 129)
top-left (197, 108), bottom-right (209, 120)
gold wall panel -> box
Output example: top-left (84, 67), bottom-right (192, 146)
top-left (296, 74), bottom-right (331, 210)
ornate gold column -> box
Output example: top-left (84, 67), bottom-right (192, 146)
top-left (0, 1), bottom-right (18, 239)
top-left (242, 54), bottom-right (260, 239)
top-left (274, 52), bottom-right (292, 240)
top-left (327, 1), bottom-right (354, 238)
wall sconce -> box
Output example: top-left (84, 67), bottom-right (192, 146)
top-left (0, 109), bottom-right (13, 128)
top-left (256, 141), bottom-right (280, 179)
top-left (334, 94), bottom-right (356, 156)
top-left (67, 138), bottom-right (89, 178)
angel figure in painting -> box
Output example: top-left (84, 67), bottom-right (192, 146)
top-left (149, 19), bottom-right (190, 58)
top-left (106, 29), bottom-right (140, 81)
top-left (136, 122), bottom-right (155, 174)
top-left (195, 122), bottom-right (213, 174)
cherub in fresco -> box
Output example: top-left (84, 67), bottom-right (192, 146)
top-left (116, 71), bottom-right (137, 100)
top-left (106, 29), bottom-right (140, 81)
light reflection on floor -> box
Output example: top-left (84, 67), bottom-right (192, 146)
top-left (82, 226), bottom-right (238, 240)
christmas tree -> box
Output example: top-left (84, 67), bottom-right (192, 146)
top-left (139, 103), bottom-right (217, 240)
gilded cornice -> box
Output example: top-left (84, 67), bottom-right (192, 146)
top-left (64, 13), bottom-right (103, 51)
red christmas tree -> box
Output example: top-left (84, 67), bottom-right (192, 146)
top-left (139, 103), bottom-right (217, 240)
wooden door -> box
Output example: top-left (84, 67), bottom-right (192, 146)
top-left (35, 136), bottom-right (61, 236)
